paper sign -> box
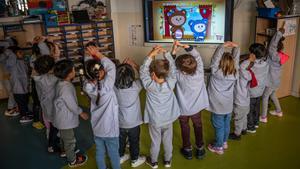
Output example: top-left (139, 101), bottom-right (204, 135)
top-left (284, 19), bottom-right (297, 36)
top-left (129, 25), bottom-right (143, 46)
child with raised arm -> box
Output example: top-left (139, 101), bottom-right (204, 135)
top-left (171, 41), bottom-right (208, 160)
top-left (247, 43), bottom-right (268, 133)
top-left (114, 58), bottom-right (146, 168)
top-left (53, 60), bottom-right (89, 168)
top-left (261, 24), bottom-right (286, 122)
top-left (140, 46), bottom-right (180, 168)
top-left (207, 42), bottom-right (240, 155)
top-left (83, 46), bottom-right (120, 169)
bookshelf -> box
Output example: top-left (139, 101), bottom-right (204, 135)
top-left (255, 16), bottom-right (300, 98)
top-left (44, 20), bottom-right (115, 82)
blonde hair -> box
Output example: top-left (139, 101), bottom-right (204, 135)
top-left (218, 52), bottom-right (236, 76)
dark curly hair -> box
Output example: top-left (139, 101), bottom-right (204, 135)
top-left (34, 55), bottom-right (55, 75)
top-left (115, 63), bottom-right (135, 89)
top-left (53, 59), bottom-right (74, 79)
top-left (249, 43), bottom-right (267, 60)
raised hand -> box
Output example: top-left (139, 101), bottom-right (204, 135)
top-left (87, 46), bottom-right (104, 59)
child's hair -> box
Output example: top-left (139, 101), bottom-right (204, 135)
top-left (249, 43), bottom-right (267, 59)
top-left (218, 52), bottom-right (237, 76)
top-left (115, 63), bottom-right (135, 89)
top-left (175, 54), bottom-right (197, 75)
top-left (85, 59), bottom-right (104, 106)
top-left (53, 59), bottom-right (74, 79)
top-left (32, 40), bottom-right (56, 56)
top-left (34, 55), bottom-right (55, 75)
top-left (8, 46), bottom-right (22, 54)
top-left (277, 37), bottom-right (285, 52)
top-left (149, 59), bottom-right (170, 79)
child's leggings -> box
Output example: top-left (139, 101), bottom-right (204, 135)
top-left (262, 86), bottom-right (282, 117)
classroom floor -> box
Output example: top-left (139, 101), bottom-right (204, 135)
top-left (0, 91), bottom-right (300, 169)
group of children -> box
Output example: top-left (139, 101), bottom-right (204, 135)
top-left (0, 22), bottom-right (287, 169)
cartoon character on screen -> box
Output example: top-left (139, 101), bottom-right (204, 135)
top-left (168, 9), bottom-right (187, 39)
top-left (188, 19), bottom-right (208, 42)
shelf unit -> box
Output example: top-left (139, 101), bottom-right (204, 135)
top-left (44, 20), bottom-right (115, 82)
top-left (255, 16), bottom-right (300, 98)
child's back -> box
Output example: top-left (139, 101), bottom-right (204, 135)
top-left (114, 80), bottom-right (143, 129)
top-left (249, 58), bottom-right (269, 98)
top-left (207, 44), bottom-right (239, 114)
top-left (175, 47), bottom-right (209, 115)
top-left (140, 52), bottom-right (180, 127)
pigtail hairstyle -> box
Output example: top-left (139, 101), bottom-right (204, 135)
top-left (85, 59), bottom-right (104, 106)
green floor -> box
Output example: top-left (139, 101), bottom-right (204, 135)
top-left (1, 90), bottom-right (300, 169)
top-left (71, 90), bottom-right (300, 169)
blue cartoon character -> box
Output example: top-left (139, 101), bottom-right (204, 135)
top-left (188, 19), bottom-right (208, 41)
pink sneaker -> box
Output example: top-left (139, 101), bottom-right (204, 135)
top-left (223, 142), bottom-right (228, 150)
top-left (259, 116), bottom-right (268, 123)
top-left (269, 111), bottom-right (283, 117)
top-left (208, 144), bottom-right (224, 155)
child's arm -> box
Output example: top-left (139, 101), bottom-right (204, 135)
top-left (269, 29), bottom-right (284, 63)
top-left (139, 46), bottom-right (161, 89)
top-left (239, 60), bottom-right (252, 81)
top-left (100, 57), bottom-right (116, 90)
top-left (83, 80), bottom-right (98, 98)
top-left (62, 84), bottom-right (84, 116)
top-left (231, 42), bottom-right (241, 70)
top-left (171, 40), bottom-right (180, 58)
top-left (210, 44), bottom-right (225, 72)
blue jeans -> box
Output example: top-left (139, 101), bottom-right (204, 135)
top-left (211, 113), bottom-right (232, 147)
top-left (94, 137), bottom-right (120, 169)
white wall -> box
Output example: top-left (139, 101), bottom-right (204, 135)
top-left (292, 26), bottom-right (300, 97)
top-left (110, 0), bottom-right (257, 66)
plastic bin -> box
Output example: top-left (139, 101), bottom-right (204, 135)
top-left (257, 8), bottom-right (280, 18)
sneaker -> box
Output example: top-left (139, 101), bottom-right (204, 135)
top-left (247, 128), bottom-right (256, 134)
top-left (164, 160), bottom-right (171, 168)
top-left (223, 142), bottom-right (228, 150)
top-left (120, 154), bottom-right (130, 164)
top-left (241, 130), bottom-right (247, 135)
top-left (207, 144), bottom-right (224, 155)
top-left (4, 108), bottom-right (20, 117)
top-left (19, 116), bottom-right (33, 124)
top-left (60, 149), bottom-right (80, 158)
top-left (48, 146), bottom-right (54, 153)
top-left (68, 154), bottom-right (88, 168)
top-left (146, 157), bottom-right (158, 169)
top-left (255, 125), bottom-right (259, 129)
top-left (229, 133), bottom-right (241, 140)
top-left (180, 148), bottom-right (192, 160)
top-left (195, 147), bottom-right (205, 159)
top-left (269, 111), bottom-right (283, 117)
top-left (32, 121), bottom-right (45, 130)
top-left (259, 116), bottom-right (268, 123)
top-left (131, 156), bottom-right (146, 168)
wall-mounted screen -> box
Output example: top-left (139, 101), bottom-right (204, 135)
top-left (143, 0), bottom-right (234, 44)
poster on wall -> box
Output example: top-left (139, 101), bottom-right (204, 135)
top-left (284, 19), bottom-right (298, 36)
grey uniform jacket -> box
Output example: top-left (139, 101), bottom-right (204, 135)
top-left (4, 49), bottom-right (29, 94)
top-left (114, 80), bottom-right (143, 129)
top-left (249, 59), bottom-right (269, 98)
top-left (175, 47), bottom-right (209, 116)
top-left (140, 52), bottom-right (180, 127)
top-left (53, 80), bottom-right (82, 130)
top-left (207, 45), bottom-right (240, 114)
top-left (83, 57), bottom-right (119, 138)
top-left (32, 74), bottom-right (58, 122)
top-left (234, 60), bottom-right (252, 107)
top-left (266, 31), bottom-right (283, 89)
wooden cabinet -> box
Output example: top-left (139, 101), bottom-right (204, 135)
top-left (255, 16), bottom-right (300, 98)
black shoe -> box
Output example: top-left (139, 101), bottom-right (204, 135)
top-left (146, 157), bottom-right (158, 169)
top-left (180, 148), bottom-right (192, 160)
top-left (68, 154), bottom-right (88, 168)
top-left (241, 130), bottom-right (247, 135)
top-left (229, 133), bottom-right (241, 140)
top-left (195, 147), bottom-right (206, 159)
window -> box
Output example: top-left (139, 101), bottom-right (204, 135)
top-left (5, 0), bottom-right (28, 13)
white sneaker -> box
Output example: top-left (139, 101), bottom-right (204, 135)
top-left (259, 116), bottom-right (268, 123)
top-left (269, 110), bottom-right (283, 117)
top-left (4, 109), bottom-right (20, 117)
top-left (120, 154), bottom-right (130, 164)
top-left (131, 156), bottom-right (146, 168)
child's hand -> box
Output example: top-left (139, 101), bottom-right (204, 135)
top-left (124, 57), bottom-right (139, 70)
top-left (171, 40), bottom-right (179, 55)
top-left (248, 53), bottom-right (256, 62)
top-left (80, 112), bottom-right (89, 120)
top-left (87, 46), bottom-right (104, 59)
top-left (148, 46), bottom-right (162, 59)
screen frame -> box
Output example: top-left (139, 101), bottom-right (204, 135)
top-left (143, 0), bottom-right (234, 44)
